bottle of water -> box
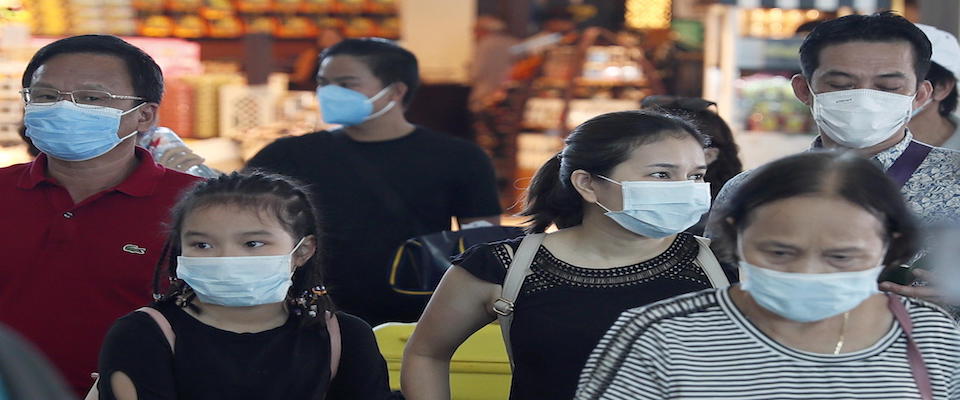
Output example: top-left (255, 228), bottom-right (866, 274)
top-left (138, 127), bottom-right (220, 178)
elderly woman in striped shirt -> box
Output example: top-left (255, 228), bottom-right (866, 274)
top-left (576, 151), bottom-right (960, 400)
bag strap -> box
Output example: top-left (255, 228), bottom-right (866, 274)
top-left (136, 307), bottom-right (175, 353)
top-left (493, 233), bottom-right (545, 368)
top-left (326, 311), bottom-right (342, 381)
top-left (85, 307), bottom-right (175, 400)
top-left (887, 294), bottom-right (934, 400)
top-left (693, 236), bottom-right (729, 288)
top-left (886, 141), bottom-right (933, 188)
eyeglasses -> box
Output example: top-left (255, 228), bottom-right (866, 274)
top-left (641, 95), bottom-right (717, 112)
top-left (20, 88), bottom-right (144, 108)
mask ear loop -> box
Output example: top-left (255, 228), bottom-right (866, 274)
top-left (365, 100), bottom-right (396, 121)
top-left (117, 102), bottom-right (148, 143)
top-left (593, 174), bottom-right (621, 213)
top-left (291, 237), bottom-right (307, 254)
top-left (289, 237), bottom-right (308, 268)
top-left (363, 84), bottom-right (397, 122)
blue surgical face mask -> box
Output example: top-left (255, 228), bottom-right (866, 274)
top-left (176, 238), bottom-right (305, 307)
top-left (24, 100), bottom-right (143, 161)
top-left (595, 176), bottom-right (711, 238)
top-left (739, 260), bottom-right (883, 322)
top-left (316, 84), bottom-right (396, 126)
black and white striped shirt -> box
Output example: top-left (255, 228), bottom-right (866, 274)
top-left (576, 288), bottom-right (960, 400)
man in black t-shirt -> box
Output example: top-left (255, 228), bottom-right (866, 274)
top-left (247, 38), bottom-right (502, 326)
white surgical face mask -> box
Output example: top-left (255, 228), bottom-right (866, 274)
top-left (595, 176), bottom-right (711, 238)
top-left (739, 260), bottom-right (884, 322)
top-left (811, 88), bottom-right (915, 149)
top-left (176, 238), bottom-right (305, 307)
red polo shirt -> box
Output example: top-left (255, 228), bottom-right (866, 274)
top-left (0, 147), bottom-right (201, 395)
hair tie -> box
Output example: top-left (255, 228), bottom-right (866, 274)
top-left (312, 285), bottom-right (329, 296)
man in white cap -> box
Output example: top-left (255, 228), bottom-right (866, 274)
top-left (909, 24), bottom-right (960, 149)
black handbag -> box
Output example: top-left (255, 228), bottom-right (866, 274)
top-left (389, 226), bottom-right (525, 295)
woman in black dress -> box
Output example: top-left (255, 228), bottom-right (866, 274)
top-left (402, 110), bottom-right (731, 400)
top-left (95, 172), bottom-right (392, 400)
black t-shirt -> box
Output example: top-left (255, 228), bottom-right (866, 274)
top-left (97, 302), bottom-right (391, 400)
top-left (246, 127), bottom-right (502, 324)
top-left (453, 233), bottom-right (714, 400)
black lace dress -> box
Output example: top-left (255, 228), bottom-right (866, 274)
top-left (452, 232), bottom-right (714, 400)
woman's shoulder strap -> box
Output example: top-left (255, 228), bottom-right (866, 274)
top-left (693, 236), bottom-right (730, 288)
top-left (494, 233), bottom-right (546, 369)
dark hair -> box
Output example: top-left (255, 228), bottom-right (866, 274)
top-left (709, 151), bottom-right (919, 271)
top-left (521, 110), bottom-right (707, 233)
top-left (652, 106), bottom-right (743, 200)
top-left (320, 38), bottom-right (419, 106)
top-left (152, 171), bottom-right (334, 328)
top-left (799, 11), bottom-right (932, 84)
top-left (22, 35), bottom-right (164, 104)
top-left (926, 61), bottom-right (958, 116)
top-left (795, 20), bottom-right (823, 35)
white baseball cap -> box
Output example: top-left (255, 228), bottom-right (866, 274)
top-left (917, 24), bottom-right (960, 80)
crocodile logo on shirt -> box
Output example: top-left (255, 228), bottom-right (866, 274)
top-left (122, 244), bottom-right (147, 255)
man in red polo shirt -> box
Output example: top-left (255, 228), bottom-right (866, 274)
top-left (0, 35), bottom-right (201, 396)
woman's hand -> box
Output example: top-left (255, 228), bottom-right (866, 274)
top-left (880, 269), bottom-right (945, 303)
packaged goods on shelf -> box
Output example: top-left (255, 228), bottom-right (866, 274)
top-left (567, 99), bottom-right (640, 128)
top-left (219, 84), bottom-right (277, 139)
top-left (29, 0), bottom-right (397, 38)
top-left (582, 46), bottom-right (644, 84)
top-left (366, 0), bottom-right (397, 14)
top-left (274, 0), bottom-right (301, 13)
top-left (234, 0), bottom-right (270, 13)
top-left (736, 74), bottom-right (812, 135)
top-left (181, 73), bottom-right (246, 139)
top-left (343, 16), bottom-right (377, 37)
top-left (157, 78), bottom-right (195, 138)
top-left (244, 15), bottom-right (276, 35)
top-left (140, 14), bottom-right (175, 36)
top-left (522, 98), bottom-right (564, 131)
top-left (338, 0), bottom-right (365, 14)
top-left (172, 15), bottom-right (207, 38)
top-left (301, 0), bottom-right (336, 13)
top-left (517, 132), bottom-right (563, 172)
top-left (542, 47), bottom-right (578, 81)
top-left (276, 15), bottom-right (319, 38)
top-left (0, 61), bottom-right (26, 145)
top-left (165, 0), bottom-right (200, 12)
top-left (207, 16), bottom-right (244, 38)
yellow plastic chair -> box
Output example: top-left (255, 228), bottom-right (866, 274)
top-left (373, 322), bottom-right (512, 400)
